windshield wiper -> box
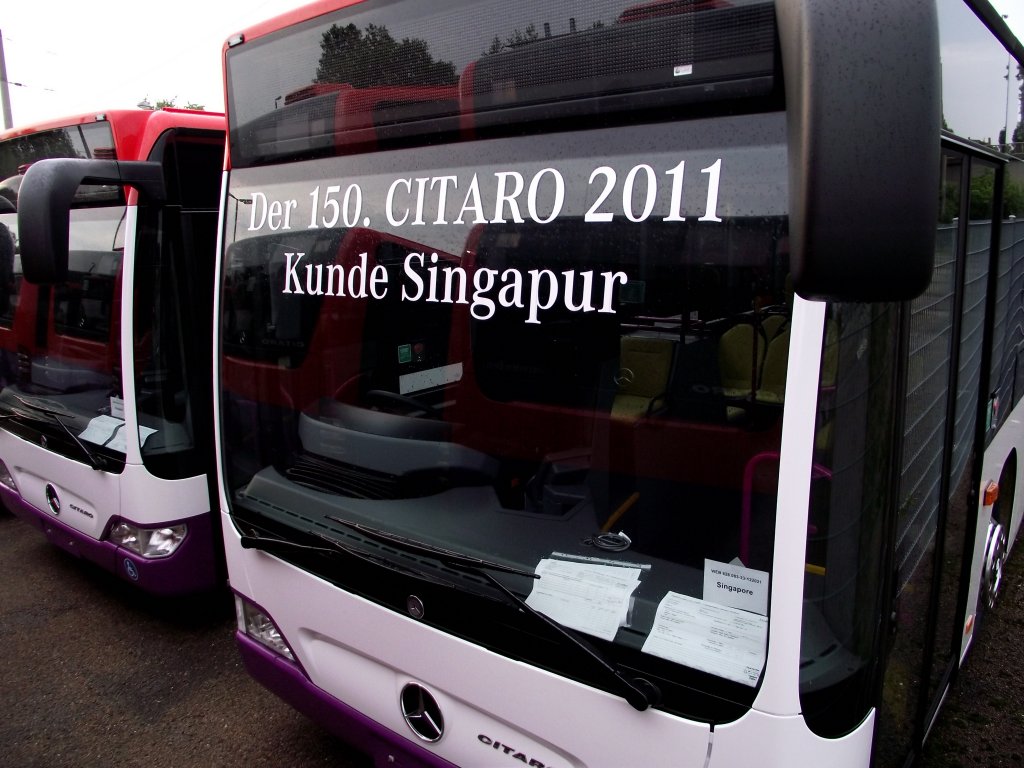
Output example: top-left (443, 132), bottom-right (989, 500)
top-left (240, 532), bottom-right (338, 557)
top-left (7, 394), bottom-right (107, 471)
top-left (240, 530), bottom-right (462, 589)
top-left (326, 515), bottom-right (661, 712)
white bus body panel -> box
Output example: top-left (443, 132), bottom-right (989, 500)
top-left (961, 397), bottom-right (1024, 659)
top-left (1, 426), bottom-right (210, 533)
top-left (754, 297), bottom-right (824, 717)
top-left (978, 400), bottom-right (1024, 553)
top-left (117, 464), bottom-right (210, 525)
top-left (1, 428), bottom-right (121, 536)
top-left (228, 532), bottom-right (712, 768)
top-left (709, 708), bottom-right (874, 768)
top-left (229, 523), bottom-right (877, 768)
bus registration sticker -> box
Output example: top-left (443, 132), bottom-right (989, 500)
top-left (703, 559), bottom-right (769, 616)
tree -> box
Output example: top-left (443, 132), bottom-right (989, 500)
top-left (483, 24), bottom-right (540, 56)
top-left (963, 166), bottom-right (1024, 220)
top-left (138, 97), bottom-right (206, 111)
top-left (315, 23), bottom-right (456, 87)
top-left (0, 130), bottom-right (76, 180)
top-left (1014, 63), bottom-right (1024, 149)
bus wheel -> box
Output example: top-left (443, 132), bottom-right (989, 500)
top-left (981, 519), bottom-right (1007, 609)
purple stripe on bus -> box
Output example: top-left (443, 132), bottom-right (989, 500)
top-left (236, 633), bottom-right (459, 768)
top-left (0, 485), bottom-right (219, 595)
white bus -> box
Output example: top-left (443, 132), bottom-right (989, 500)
top-left (216, 1), bottom-right (1024, 765)
top-left (0, 108), bottom-right (226, 595)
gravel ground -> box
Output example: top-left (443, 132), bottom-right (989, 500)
top-left (0, 509), bottom-right (370, 768)
top-left (919, 543), bottom-right (1024, 767)
top-left (1, 505), bottom-right (1021, 767)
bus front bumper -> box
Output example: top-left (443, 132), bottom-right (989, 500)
top-left (236, 632), bottom-right (458, 768)
top-left (0, 485), bottom-right (220, 596)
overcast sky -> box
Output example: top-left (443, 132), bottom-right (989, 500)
top-left (2, 1), bottom-right (1023, 132)
top-left (1, 0), bottom-right (299, 126)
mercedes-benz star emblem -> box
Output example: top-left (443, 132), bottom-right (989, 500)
top-left (400, 682), bottom-right (444, 743)
top-left (406, 595), bottom-right (426, 620)
top-left (614, 367), bottom-right (635, 387)
top-left (44, 483), bottom-right (60, 516)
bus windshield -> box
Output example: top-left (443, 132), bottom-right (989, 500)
top-left (0, 120), bottom-right (123, 206)
top-left (0, 120), bottom-right (126, 468)
top-left (222, 0), bottom-right (789, 718)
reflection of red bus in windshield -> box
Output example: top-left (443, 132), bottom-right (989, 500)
top-left (233, 81), bottom-right (458, 158)
top-left (445, 218), bottom-right (788, 517)
top-left (8, 221), bottom-right (123, 394)
top-left (220, 221), bottom-right (462, 490)
top-left (0, 108), bottom-right (226, 595)
top-left (0, 118), bottom-right (128, 396)
top-left (616, 0), bottom-right (731, 23)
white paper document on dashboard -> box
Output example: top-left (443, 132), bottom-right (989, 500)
top-left (642, 591), bottom-right (768, 686)
top-left (79, 415), bottom-right (157, 452)
top-left (526, 558), bottom-right (642, 641)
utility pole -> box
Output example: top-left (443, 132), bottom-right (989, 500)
top-left (0, 30), bottom-right (12, 129)
top-left (1005, 16), bottom-right (1013, 153)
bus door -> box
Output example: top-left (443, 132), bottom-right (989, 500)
top-left (874, 147), bottom-right (1001, 765)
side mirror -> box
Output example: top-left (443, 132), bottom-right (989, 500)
top-left (777, 0), bottom-right (940, 301)
top-left (17, 158), bottom-right (166, 283)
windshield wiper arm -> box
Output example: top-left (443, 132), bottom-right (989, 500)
top-left (240, 532), bottom-right (339, 557)
top-left (8, 394), bottom-right (107, 471)
top-left (326, 515), bottom-right (661, 712)
top-left (241, 530), bottom-right (462, 589)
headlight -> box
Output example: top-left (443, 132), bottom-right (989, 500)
top-left (235, 595), bottom-right (296, 661)
top-left (0, 460), bottom-right (16, 493)
top-left (109, 521), bottom-right (187, 558)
